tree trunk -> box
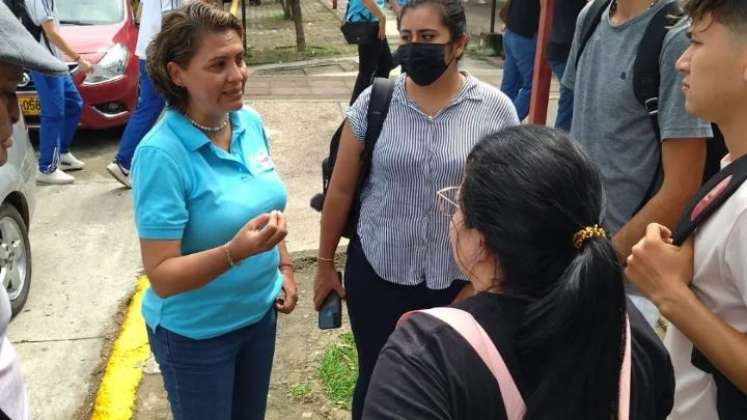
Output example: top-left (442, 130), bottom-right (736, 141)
top-left (290, 0), bottom-right (306, 51)
top-left (282, 0), bottom-right (292, 19)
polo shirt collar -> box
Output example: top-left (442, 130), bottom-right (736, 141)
top-left (165, 108), bottom-right (245, 152)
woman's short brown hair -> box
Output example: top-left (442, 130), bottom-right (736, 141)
top-left (146, 1), bottom-right (243, 112)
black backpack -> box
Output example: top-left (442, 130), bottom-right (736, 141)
top-left (576, 0), bottom-right (728, 213)
top-left (309, 77), bottom-right (395, 238)
top-left (3, 0), bottom-right (45, 45)
top-left (669, 153), bottom-right (747, 420)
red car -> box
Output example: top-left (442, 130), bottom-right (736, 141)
top-left (17, 0), bottom-right (140, 129)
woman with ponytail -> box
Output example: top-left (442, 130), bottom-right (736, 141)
top-left (363, 125), bottom-right (675, 419)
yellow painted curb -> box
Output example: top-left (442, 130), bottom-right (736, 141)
top-left (91, 276), bottom-right (151, 420)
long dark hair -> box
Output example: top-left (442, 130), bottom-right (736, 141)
top-left (460, 125), bottom-right (627, 419)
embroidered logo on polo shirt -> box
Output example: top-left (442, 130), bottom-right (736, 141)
top-left (250, 151), bottom-right (275, 173)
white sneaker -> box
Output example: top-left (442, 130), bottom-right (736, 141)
top-left (59, 152), bottom-right (85, 171)
top-left (106, 161), bottom-right (131, 188)
top-left (37, 168), bottom-right (75, 185)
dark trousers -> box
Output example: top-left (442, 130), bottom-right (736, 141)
top-left (350, 38), bottom-right (394, 105)
top-left (344, 238), bottom-right (467, 420)
top-left (147, 308), bottom-right (277, 420)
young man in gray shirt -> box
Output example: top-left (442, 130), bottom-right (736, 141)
top-left (563, 0), bottom-right (713, 325)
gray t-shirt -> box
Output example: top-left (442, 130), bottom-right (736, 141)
top-left (563, 0), bottom-right (713, 234)
top-left (24, 0), bottom-right (60, 58)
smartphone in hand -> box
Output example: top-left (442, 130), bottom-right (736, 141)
top-left (318, 272), bottom-right (342, 330)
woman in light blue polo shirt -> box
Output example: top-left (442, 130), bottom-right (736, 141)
top-left (345, 0), bottom-right (404, 103)
top-left (130, 4), bottom-right (297, 419)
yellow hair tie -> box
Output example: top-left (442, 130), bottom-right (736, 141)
top-left (573, 224), bottom-right (607, 250)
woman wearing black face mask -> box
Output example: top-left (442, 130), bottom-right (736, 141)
top-left (313, 0), bottom-right (519, 418)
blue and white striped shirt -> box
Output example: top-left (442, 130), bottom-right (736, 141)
top-left (346, 73), bottom-right (519, 289)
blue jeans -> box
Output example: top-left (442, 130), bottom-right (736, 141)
top-left (500, 30), bottom-right (537, 120)
top-left (550, 59), bottom-right (574, 131)
top-left (147, 308), bottom-right (277, 420)
top-left (115, 59), bottom-right (165, 170)
top-left (30, 72), bottom-right (83, 173)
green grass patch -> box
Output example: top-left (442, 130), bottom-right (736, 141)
top-left (288, 383), bottom-right (315, 403)
top-left (246, 44), bottom-right (356, 65)
top-left (318, 332), bottom-right (358, 410)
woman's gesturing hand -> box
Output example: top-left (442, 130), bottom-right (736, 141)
top-left (228, 211), bottom-right (288, 262)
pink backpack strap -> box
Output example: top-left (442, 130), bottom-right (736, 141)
top-left (396, 310), bottom-right (633, 420)
top-left (402, 307), bottom-right (526, 420)
top-left (618, 316), bottom-right (632, 420)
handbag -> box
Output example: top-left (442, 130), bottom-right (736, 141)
top-left (309, 78), bottom-right (395, 238)
top-left (340, 21), bottom-right (379, 45)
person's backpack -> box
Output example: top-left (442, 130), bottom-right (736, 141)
top-left (309, 77), bottom-right (395, 238)
top-left (668, 153), bottom-right (747, 420)
top-left (3, 0), bottom-right (45, 45)
top-left (576, 0), bottom-right (728, 213)
top-left (397, 307), bottom-right (633, 420)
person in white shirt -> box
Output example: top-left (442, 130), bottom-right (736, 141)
top-left (0, 2), bottom-right (69, 418)
top-left (106, 0), bottom-right (184, 188)
top-left (625, 1), bottom-right (747, 418)
top-left (23, 0), bottom-right (93, 184)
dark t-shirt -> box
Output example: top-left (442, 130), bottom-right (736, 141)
top-left (548, 0), bottom-right (587, 62)
top-left (506, 0), bottom-right (540, 38)
top-left (363, 293), bottom-right (674, 420)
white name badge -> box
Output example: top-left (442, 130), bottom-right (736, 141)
top-left (250, 151), bottom-right (275, 172)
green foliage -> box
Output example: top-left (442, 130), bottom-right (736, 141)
top-left (318, 332), bottom-right (358, 410)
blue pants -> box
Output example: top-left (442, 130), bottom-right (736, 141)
top-left (30, 71), bottom-right (83, 173)
top-left (344, 238), bottom-right (467, 420)
top-left (550, 59), bottom-right (574, 132)
top-left (500, 30), bottom-right (537, 120)
top-left (115, 59), bottom-right (165, 170)
top-left (147, 308), bottom-right (277, 420)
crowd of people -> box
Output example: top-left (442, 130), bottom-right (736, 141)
top-left (1, 0), bottom-right (746, 419)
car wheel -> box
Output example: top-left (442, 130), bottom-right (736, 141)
top-left (0, 203), bottom-right (31, 317)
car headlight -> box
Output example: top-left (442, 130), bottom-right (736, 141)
top-left (83, 44), bottom-right (129, 85)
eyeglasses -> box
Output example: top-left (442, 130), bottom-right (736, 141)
top-left (436, 186), bottom-right (460, 219)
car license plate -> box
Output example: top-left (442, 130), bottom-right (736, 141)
top-left (19, 96), bottom-right (41, 116)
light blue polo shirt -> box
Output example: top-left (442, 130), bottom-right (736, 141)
top-left (345, 0), bottom-right (408, 22)
top-left (131, 107), bottom-right (287, 340)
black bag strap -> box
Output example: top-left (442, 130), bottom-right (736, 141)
top-left (574, 0), bottom-right (611, 68)
top-left (633, 2), bottom-right (683, 141)
top-left (671, 154), bottom-right (747, 245)
top-left (628, 3), bottom-right (683, 213)
top-left (358, 77), bottom-right (395, 187)
top-left (676, 153), bottom-right (747, 417)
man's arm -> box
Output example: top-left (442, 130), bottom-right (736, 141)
top-left (39, 21), bottom-right (93, 72)
top-left (626, 222), bottom-right (747, 393)
top-left (613, 138), bottom-right (706, 262)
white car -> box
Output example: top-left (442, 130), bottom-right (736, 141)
top-left (0, 116), bottom-right (36, 316)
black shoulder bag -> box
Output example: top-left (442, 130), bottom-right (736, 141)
top-left (309, 77), bottom-right (395, 238)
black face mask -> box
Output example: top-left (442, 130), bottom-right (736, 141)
top-left (395, 42), bottom-right (454, 86)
